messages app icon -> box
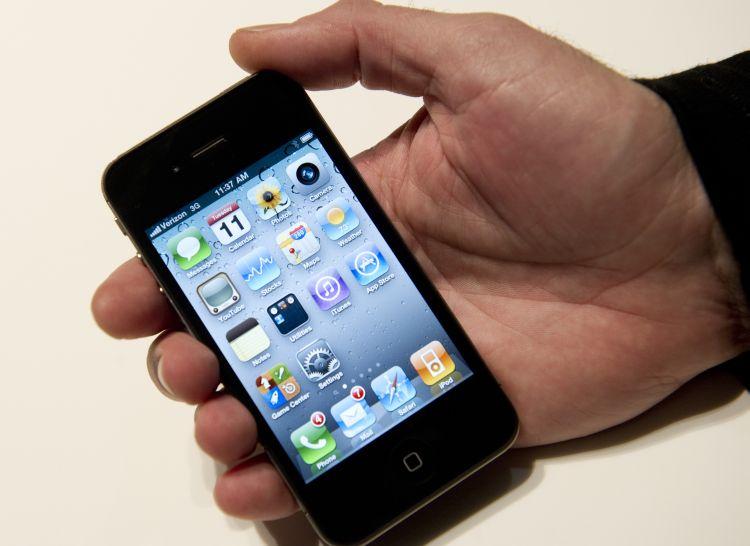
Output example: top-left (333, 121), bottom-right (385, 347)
top-left (166, 227), bottom-right (212, 270)
top-left (236, 246), bottom-right (281, 290)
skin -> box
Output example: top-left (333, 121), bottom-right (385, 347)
top-left (92, 0), bottom-right (747, 521)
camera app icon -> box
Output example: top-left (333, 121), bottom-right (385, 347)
top-left (286, 152), bottom-right (331, 195)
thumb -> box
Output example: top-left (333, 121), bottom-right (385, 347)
top-left (229, 0), bottom-right (511, 103)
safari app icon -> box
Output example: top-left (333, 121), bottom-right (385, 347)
top-left (166, 227), bottom-right (212, 270)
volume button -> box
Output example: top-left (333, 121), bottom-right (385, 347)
top-left (114, 217), bottom-right (128, 236)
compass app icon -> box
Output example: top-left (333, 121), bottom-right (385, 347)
top-left (345, 242), bottom-right (390, 285)
top-left (370, 366), bottom-right (416, 411)
top-left (236, 246), bottom-right (281, 290)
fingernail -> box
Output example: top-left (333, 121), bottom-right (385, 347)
top-left (237, 23), bottom-right (287, 33)
top-left (148, 350), bottom-right (178, 400)
top-left (156, 357), bottom-right (176, 397)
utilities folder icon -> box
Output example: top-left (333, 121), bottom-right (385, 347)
top-left (226, 318), bottom-right (270, 362)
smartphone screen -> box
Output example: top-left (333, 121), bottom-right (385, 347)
top-left (146, 130), bottom-right (474, 483)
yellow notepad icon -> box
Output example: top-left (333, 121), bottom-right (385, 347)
top-left (226, 317), bottom-right (270, 362)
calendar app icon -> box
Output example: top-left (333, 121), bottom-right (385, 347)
top-left (207, 201), bottom-right (251, 245)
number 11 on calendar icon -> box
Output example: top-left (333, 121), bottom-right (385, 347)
top-left (207, 201), bottom-right (251, 245)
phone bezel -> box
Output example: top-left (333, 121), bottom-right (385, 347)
top-left (103, 71), bottom-right (518, 545)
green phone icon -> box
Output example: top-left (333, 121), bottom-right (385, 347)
top-left (166, 227), bottom-right (212, 270)
top-left (291, 421), bottom-right (336, 464)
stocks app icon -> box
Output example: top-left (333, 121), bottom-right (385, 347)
top-left (236, 246), bottom-right (281, 290)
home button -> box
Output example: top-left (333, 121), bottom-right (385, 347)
top-left (388, 439), bottom-right (435, 485)
top-left (402, 451), bottom-right (423, 473)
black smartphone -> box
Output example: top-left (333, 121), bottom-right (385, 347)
top-left (103, 71), bottom-right (518, 545)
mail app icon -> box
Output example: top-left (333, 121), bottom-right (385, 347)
top-left (330, 394), bottom-right (376, 438)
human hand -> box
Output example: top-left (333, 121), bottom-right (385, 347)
top-left (93, 0), bottom-right (746, 521)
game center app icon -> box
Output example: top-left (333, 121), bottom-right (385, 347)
top-left (410, 340), bottom-right (456, 385)
top-left (296, 338), bottom-right (340, 381)
top-left (166, 227), bottom-right (212, 270)
top-left (267, 293), bottom-right (309, 335)
top-left (206, 201), bottom-right (251, 244)
top-left (315, 197), bottom-right (360, 240)
top-left (330, 387), bottom-right (376, 438)
top-left (255, 364), bottom-right (301, 410)
top-left (307, 268), bottom-right (350, 310)
top-left (236, 246), bottom-right (281, 290)
top-left (371, 366), bottom-right (416, 411)
top-left (291, 413), bottom-right (336, 464)
top-left (247, 177), bottom-right (291, 220)
top-left (345, 242), bottom-right (390, 285)
top-left (276, 221), bottom-right (320, 265)
top-left (196, 273), bottom-right (240, 314)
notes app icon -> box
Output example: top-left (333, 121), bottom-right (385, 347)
top-left (226, 318), bottom-right (270, 362)
top-left (306, 268), bottom-right (350, 310)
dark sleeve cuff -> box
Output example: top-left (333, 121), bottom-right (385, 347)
top-left (637, 52), bottom-right (750, 301)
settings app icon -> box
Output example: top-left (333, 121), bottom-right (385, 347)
top-left (296, 338), bottom-right (340, 381)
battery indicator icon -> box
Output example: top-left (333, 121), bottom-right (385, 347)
top-left (300, 131), bottom-right (313, 144)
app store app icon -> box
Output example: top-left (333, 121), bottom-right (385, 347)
top-left (345, 242), bottom-right (390, 285)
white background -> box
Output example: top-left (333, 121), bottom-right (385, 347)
top-left (0, 1), bottom-right (748, 545)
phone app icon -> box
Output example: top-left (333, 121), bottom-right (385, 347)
top-left (330, 390), bottom-right (376, 438)
top-left (276, 221), bottom-right (321, 265)
top-left (255, 364), bottom-right (301, 409)
top-left (225, 317), bottom-right (270, 362)
top-left (371, 366), bottom-right (416, 411)
top-left (296, 338), bottom-right (340, 381)
top-left (197, 273), bottom-right (240, 315)
top-left (267, 294), bottom-right (309, 335)
top-left (307, 268), bottom-right (350, 310)
top-left (315, 197), bottom-right (360, 240)
top-left (291, 418), bottom-right (336, 464)
top-left (207, 201), bottom-right (251, 244)
top-left (410, 341), bottom-right (456, 385)
top-left (286, 152), bottom-right (331, 195)
top-left (166, 227), bottom-right (212, 270)
top-left (247, 177), bottom-right (291, 220)
top-left (236, 246), bottom-right (281, 290)
top-left (345, 242), bottom-right (390, 285)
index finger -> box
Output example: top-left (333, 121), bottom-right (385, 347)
top-left (92, 257), bottom-right (180, 338)
top-left (229, 0), bottom-right (505, 104)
